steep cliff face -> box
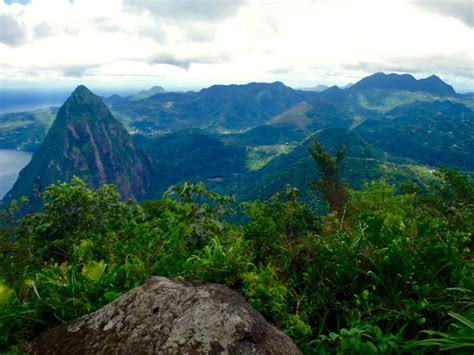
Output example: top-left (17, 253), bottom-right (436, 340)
top-left (4, 85), bottom-right (152, 203)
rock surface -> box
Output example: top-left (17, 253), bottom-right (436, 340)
top-left (28, 277), bottom-right (301, 354)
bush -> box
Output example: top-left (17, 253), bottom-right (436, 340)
top-left (0, 171), bottom-right (472, 353)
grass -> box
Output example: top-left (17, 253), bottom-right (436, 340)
top-left (268, 101), bottom-right (312, 128)
top-left (246, 144), bottom-right (295, 170)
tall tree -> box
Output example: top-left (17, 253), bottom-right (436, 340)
top-left (308, 137), bottom-right (347, 215)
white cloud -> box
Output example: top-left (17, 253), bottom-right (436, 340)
top-left (0, 0), bottom-right (473, 91)
top-left (123, 0), bottom-right (247, 23)
top-left (0, 13), bottom-right (27, 47)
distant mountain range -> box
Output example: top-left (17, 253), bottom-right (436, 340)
top-left (2, 72), bottom-right (464, 153)
top-left (349, 72), bottom-right (456, 96)
top-left (105, 81), bottom-right (314, 133)
top-left (2, 72), bottom-right (473, 206)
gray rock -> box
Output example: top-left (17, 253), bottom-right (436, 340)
top-left (28, 276), bottom-right (301, 354)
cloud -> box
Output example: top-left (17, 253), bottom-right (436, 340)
top-left (32, 22), bottom-right (55, 39)
top-left (148, 53), bottom-right (192, 70)
top-left (182, 22), bottom-right (217, 42)
top-left (57, 64), bottom-right (102, 77)
top-left (0, 14), bottom-right (27, 47)
top-left (344, 54), bottom-right (474, 78)
top-left (0, 0), bottom-right (472, 92)
top-left (268, 66), bottom-right (293, 75)
top-left (123, 0), bottom-right (246, 23)
top-left (412, 0), bottom-right (474, 27)
top-left (147, 52), bottom-right (230, 70)
top-left (136, 23), bottom-right (167, 43)
top-left (8, 63), bottom-right (102, 79)
top-left (89, 17), bottom-right (122, 33)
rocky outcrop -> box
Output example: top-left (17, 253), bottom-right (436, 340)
top-left (28, 277), bottom-right (301, 354)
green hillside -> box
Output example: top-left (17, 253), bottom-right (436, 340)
top-left (354, 100), bottom-right (474, 170)
top-left (144, 129), bottom-right (247, 196)
top-left (226, 128), bottom-right (436, 204)
top-left (0, 108), bottom-right (57, 151)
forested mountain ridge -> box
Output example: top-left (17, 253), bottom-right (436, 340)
top-left (354, 100), bottom-right (474, 170)
top-left (0, 73), bottom-right (471, 152)
top-left (348, 72), bottom-right (456, 95)
top-left (0, 82), bottom-right (314, 150)
top-left (105, 81), bottom-right (315, 133)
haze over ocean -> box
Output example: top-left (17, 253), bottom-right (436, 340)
top-left (0, 88), bottom-right (140, 114)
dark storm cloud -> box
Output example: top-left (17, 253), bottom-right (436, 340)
top-left (0, 14), bottom-right (27, 47)
top-left (412, 0), bottom-right (474, 27)
top-left (123, 0), bottom-right (246, 22)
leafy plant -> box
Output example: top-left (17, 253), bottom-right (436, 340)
top-left (0, 171), bottom-right (472, 353)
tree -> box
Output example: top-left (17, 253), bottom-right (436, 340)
top-left (308, 138), bottom-right (347, 215)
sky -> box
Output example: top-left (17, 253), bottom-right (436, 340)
top-left (0, 0), bottom-right (473, 92)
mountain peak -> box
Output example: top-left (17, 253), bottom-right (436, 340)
top-left (128, 86), bottom-right (166, 101)
top-left (4, 86), bottom-right (153, 204)
top-left (72, 84), bottom-right (94, 97)
top-left (67, 85), bottom-right (101, 107)
top-left (150, 85), bottom-right (165, 91)
top-left (349, 72), bottom-right (455, 95)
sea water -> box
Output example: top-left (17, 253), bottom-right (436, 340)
top-left (0, 149), bottom-right (33, 199)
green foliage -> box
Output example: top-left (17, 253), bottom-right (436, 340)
top-left (405, 310), bottom-right (474, 353)
top-left (0, 170), bottom-right (472, 353)
top-left (308, 137), bottom-right (348, 215)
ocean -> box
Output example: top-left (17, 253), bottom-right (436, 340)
top-left (0, 149), bottom-right (33, 199)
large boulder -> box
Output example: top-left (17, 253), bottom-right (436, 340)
top-left (28, 276), bottom-right (301, 354)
